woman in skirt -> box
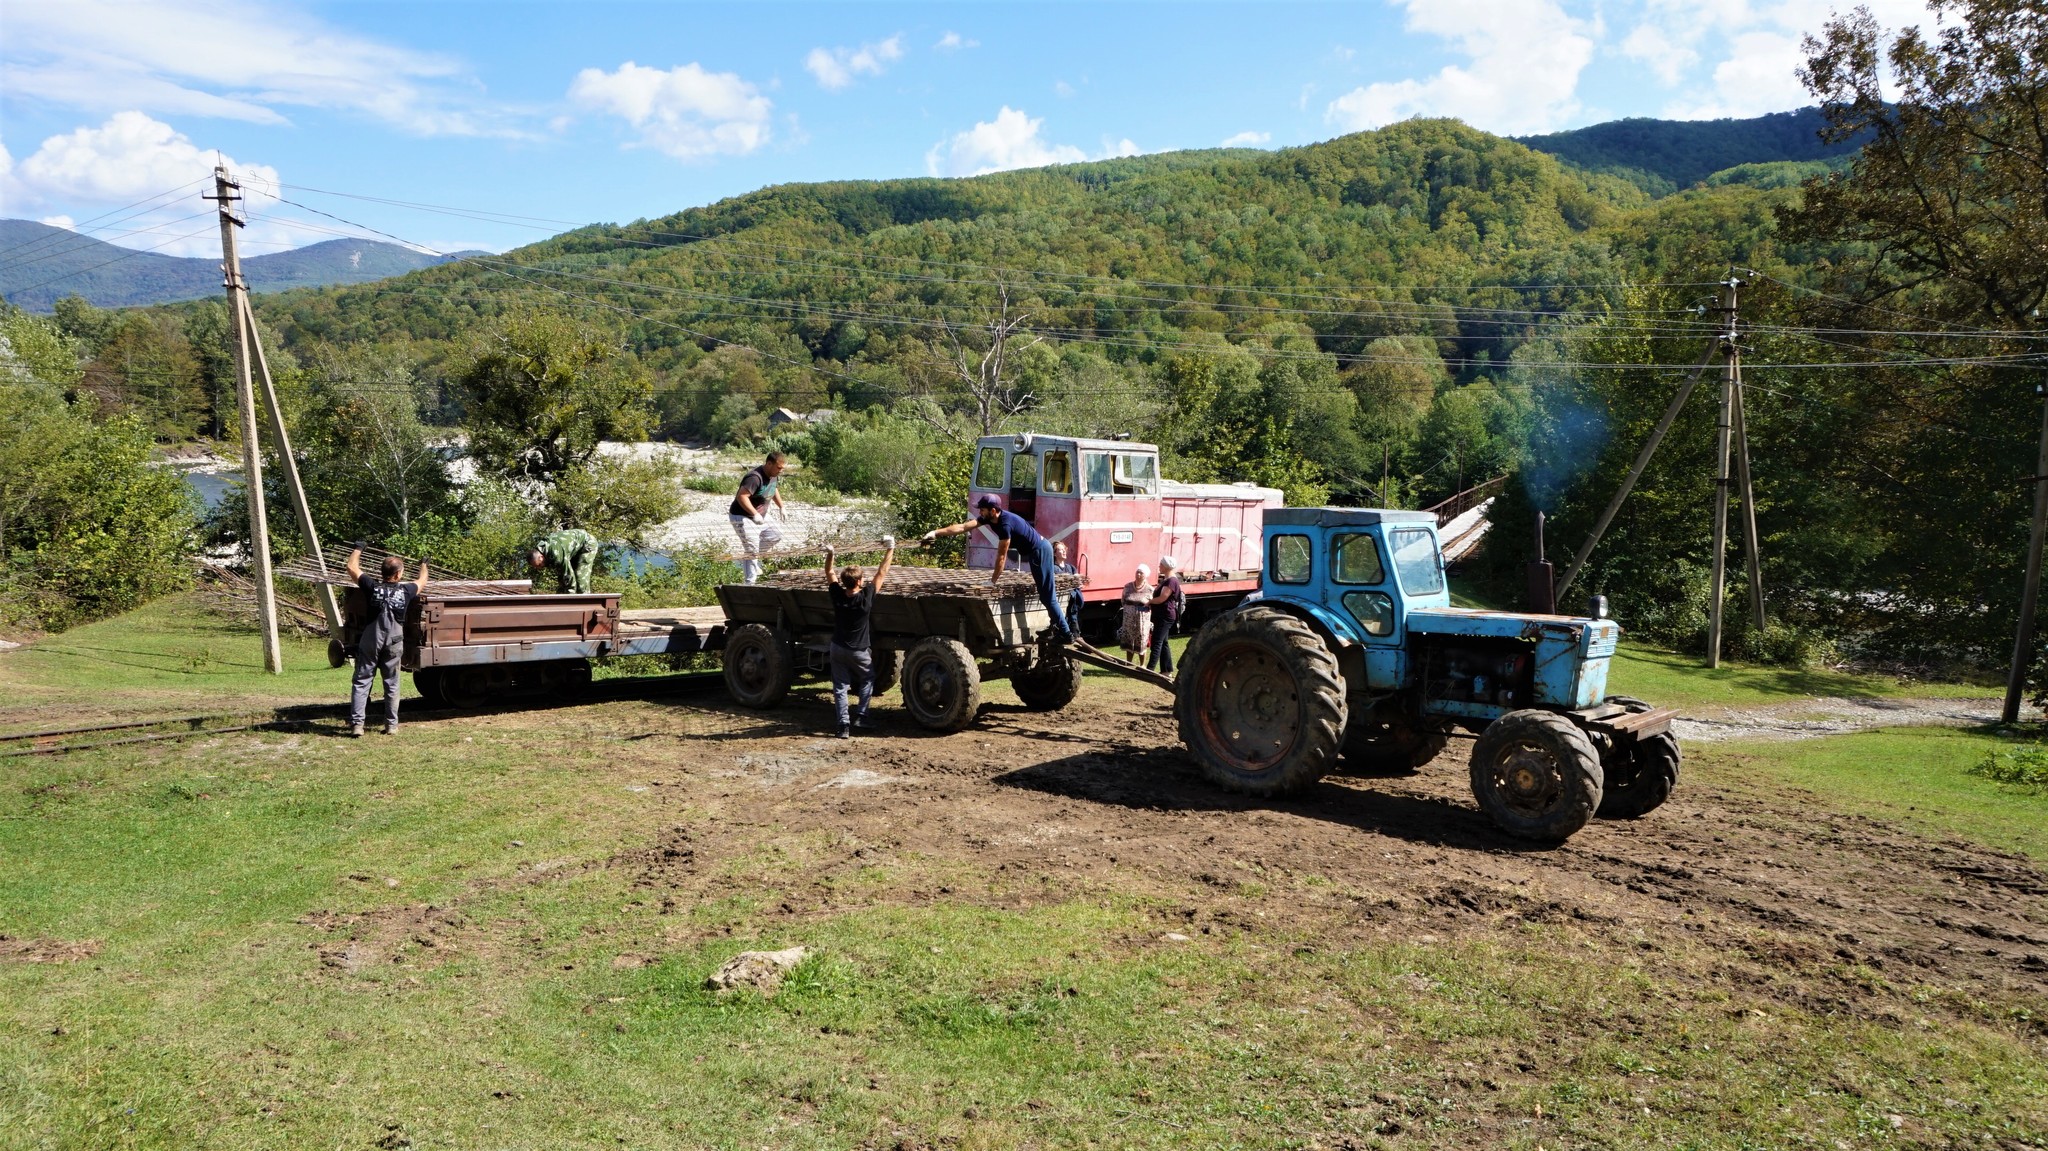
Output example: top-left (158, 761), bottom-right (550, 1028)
top-left (1118, 563), bottom-right (1154, 663)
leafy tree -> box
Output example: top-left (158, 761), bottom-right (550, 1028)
top-left (78, 312), bottom-right (206, 441)
top-left (0, 309), bottom-right (84, 389)
top-left (295, 346), bottom-right (458, 542)
top-left (547, 454), bottom-right (683, 546)
top-left (452, 310), bottom-right (652, 485)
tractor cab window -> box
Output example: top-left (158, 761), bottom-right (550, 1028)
top-left (1332, 533), bottom-right (1386, 584)
top-left (1342, 591), bottom-right (1395, 637)
top-left (1041, 449), bottom-right (1074, 494)
top-left (972, 446), bottom-right (1007, 490)
top-left (1270, 534), bottom-right (1312, 584)
top-left (1389, 528), bottom-right (1444, 595)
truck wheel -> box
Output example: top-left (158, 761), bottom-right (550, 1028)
top-left (1342, 716), bottom-right (1450, 776)
top-left (412, 668), bottom-right (444, 707)
top-left (871, 649), bottom-right (903, 696)
top-left (1598, 732), bottom-right (1679, 819)
top-left (1468, 710), bottom-right (1603, 843)
top-left (1175, 606), bottom-right (1346, 796)
top-left (723, 623), bottom-right (793, 709)
top-left (442, 668), bottom-right (491, 710)
top-left (1013, 658), bottom-right (1085, 711)
top-left (901, 637), bottom-right (981, 732)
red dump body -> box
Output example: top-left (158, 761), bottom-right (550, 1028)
top-left (964, 434), bottom-right (1282, 611)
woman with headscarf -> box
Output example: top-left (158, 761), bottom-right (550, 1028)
top-left (1119, 563), bottom-right (1153, 663)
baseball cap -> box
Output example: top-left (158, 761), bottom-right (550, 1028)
top-left (975, 494), bottom-right (1002, 510)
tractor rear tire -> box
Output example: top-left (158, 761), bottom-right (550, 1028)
top-left (1175, 606), bottom-right (1346, 796)
top-left (1469, 709), bottom-right (1604, 843)
top-left (723, 623), bottom-right (793, 709)
top-left (902, 636), bottom-right (981, 732)
top-left (1598, 732), bottom-right (1680, 819)
top-left (1013, 657), bottom-right (1085, 711)
top-left (1341, 714), bottom-right (1450, 776)
top-left (870, 649), bottom-right (903, 696)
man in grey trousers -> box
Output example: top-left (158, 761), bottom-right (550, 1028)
top-left (345, 546), bottom-right (428, 737)
top-left (822, 538), bottom-right (895, 739)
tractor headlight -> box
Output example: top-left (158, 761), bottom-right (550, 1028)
top-left (1588, 595), bottom-right (1609, 620)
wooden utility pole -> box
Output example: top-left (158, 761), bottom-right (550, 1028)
top-left (2002, 382), bottom-right (2048, 723)
top-left (208, 166), bottom-right (282, 674)
top-left (1706, 277), bottom-right (1740, 668)
top-left (238, 293), bottom-right (345, 647)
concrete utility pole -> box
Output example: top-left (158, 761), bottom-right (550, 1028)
top-left (2001, 381), bottom-right (2048, 723)
top-left (208, 166), bottom-right (282, 674)
top-left (1732, 374), bottom-right (1767, 633)
top-left (1706, 277), bottom-right (1741, 668)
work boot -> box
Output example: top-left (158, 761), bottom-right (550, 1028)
top-left (838, 723), bottom-right (852, 740)
top-left (349, 723), bottom-right (364, 738)
top-left (382, 722), bottom-right (398, 736)
top-left (853, 713), bottom-right (874, 730)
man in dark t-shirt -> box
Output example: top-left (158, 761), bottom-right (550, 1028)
top-left (823, 538), bottom-right (895, 738)
top-left (729, 451), bottom-right (787, 584)
top-left (345, 545), bottom-right (428, 737)
top-left (921, 495), bottom-right (1074, 643)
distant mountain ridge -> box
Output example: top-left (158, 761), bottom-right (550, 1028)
top-left (1515, 106), bottom-right (1863, 192)
top-left (0, 219), bottom-right (468, 312)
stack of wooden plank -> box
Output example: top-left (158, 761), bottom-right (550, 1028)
top-left (757, 565), bottom-right (1080, 600)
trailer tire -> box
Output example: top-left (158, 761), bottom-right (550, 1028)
top-left (412, 668), bottom-right (445, 707)
top-left (870, 649), bottom-right (902, 697)
top-left (901, 636), bottom-right (981, 732)
top-left (1598, 732), bottom-right (1679, 819)
top-left (1013, 657), bottom-right (1085, 711)
top-left (1469, 710), bottom-right (1603, 843)
top-left (1176, 606), bottom-right (1346, 796)
top-left (441, 668), bottom-right (492, 710)
top-left (723, 623), bottom-right (793, 709)
top-left (1341, 715), bottom-right (1449, 776)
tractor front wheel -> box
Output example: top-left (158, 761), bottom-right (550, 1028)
top-left (1598, 732), bottom-right (1679, 819)
top-left (1175, 607), bottom-right (1346, 796)
top-left (901, 636), bottom-right (982, 732)
top-left (723, 623), bottom-right (793, 709)
top-left (1469, 710), bottom-right (1604, 843)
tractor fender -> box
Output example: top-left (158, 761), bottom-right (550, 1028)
top-left (1230, 598), bottom-right (1362, 654)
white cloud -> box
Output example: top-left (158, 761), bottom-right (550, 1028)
top-left (804, 36), bottom-right (904, 91)
top-left (1054, 80), bottom-right (1078, 99)
top-left (934, 31), bottom-right (977, 51)
top-left (0, 0), bottom-right (512, 136)
top-left (1324, 0), bottom-right (1595, 135)
top-left (1102, 138), bottom-right (1141, 159)
top-left (1631, 0), bottom-right (1941, 118)
top-left (1221, 130), bottom-right (1272, 147)
top-left (568, 62), bottom-right (773, 160)
top-left (38, 215), bottom-right (75, 230)
top-left (8, 112), bottom-right (284, 256)
top-left (926, 107), bottom-right (1086, 176)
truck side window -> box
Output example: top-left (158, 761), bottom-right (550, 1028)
top-left (1112, 452), bottom-right (1158, 496)
top-left (972, 447), bottom-right (1006, 490)
top-left (1011, 452), bottom-right (1039, 491)
top-left (1342, 591), bottom-right (1395, 637)
top-left (1083, 452), bottom-right (1114, 495)
top-left (1271, 534), bottom-right (1312, 584)
top-left (1389, 528), bottom-right (1445, 595)
top-left (1041, 450), bottom-right (1073, 493)
top-left (1332, 534), bottom-right (1385, 584)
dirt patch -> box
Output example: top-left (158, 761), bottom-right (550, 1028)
top-left (0, 934), bottom-right (101, 963)
top-left (297, 905), bottom-right (468, 976)
top-left (1677, 695), bottom-right (2012, 742)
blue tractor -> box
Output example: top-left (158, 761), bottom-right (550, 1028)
top-left (1173, 508), bottom-right (1679, 843)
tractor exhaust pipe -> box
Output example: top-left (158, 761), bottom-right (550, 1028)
top-left (1527, 511), bottom-right (1556, 615)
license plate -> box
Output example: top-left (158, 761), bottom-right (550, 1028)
top-left (1110, 531), bottom-right (1133, 544)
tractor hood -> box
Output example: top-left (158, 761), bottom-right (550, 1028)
top-left (1406, 607), bottom-right (1619, 710)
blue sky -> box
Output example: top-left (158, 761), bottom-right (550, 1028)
top-left (0, 0), bottom-right (1938, 260)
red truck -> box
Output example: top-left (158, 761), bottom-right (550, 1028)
top-left (962, 433), bottom-right (1283, 634)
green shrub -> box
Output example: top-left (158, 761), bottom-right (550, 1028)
top-left (1970, 746), bottom-right (2048, 792)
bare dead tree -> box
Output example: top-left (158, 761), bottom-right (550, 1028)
top-left (945, 282), bottom-right (1043, 437)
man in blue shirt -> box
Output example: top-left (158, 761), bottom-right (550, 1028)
top-left (922, 494), bottom-right (1074, 643)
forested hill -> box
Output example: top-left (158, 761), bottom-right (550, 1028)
top-left (0, 220), bottom-right (463, 311)
top-left (1515, 107), bottom-right (1863, 192)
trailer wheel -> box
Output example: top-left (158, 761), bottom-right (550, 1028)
top-left (1012, 658), bottom-right (1085, 711)
top-left (871, 649), bottom-right (903, 697)
top-left (412, 668), bottom-right (445, 707)
top-left (1468, 710), bottom-right (1603, 843)
top-left (901, 636), bottom-right (981, 732)
top-left (441, 668), bottom-right (491, 710)
top-left (1175, 606), bottom-right (1346, 796)
top-left (723, 623), bottom-right (793, 709)
top-left (1598, 732), bottom-right (1679, 819)
top-left (1341, 715), bottom-right (1449, 776)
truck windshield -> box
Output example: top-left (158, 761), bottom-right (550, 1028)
top-left (972, 447), bottom-right (1006, 489)
top-left (1388, 528), bottom-right (1444, 595)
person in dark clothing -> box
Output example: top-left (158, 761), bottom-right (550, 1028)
top-left (729, 451), bottom-right (788, 584)
top-left (1052, 540), bottom-right (1084, 636)
top-left (345, 546), bottom-right (428, 737)
top-left (1147, 555), bottom-right (1183, 675)
top-left (823, 538), bottom-right (895, 739)
top-left (921, 495), bottom-right (1074, 643)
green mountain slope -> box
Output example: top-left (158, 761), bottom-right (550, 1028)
top-left (1515, 107), bottom-right (1862, 192)
top-left (0, 220), bottom-right (457, 311)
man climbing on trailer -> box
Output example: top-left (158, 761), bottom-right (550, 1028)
top-left (529, 528), bottom-right (599, 594)
top-left (923, 495), bottom-right (1075, 644)
top-left (822, 537), bottom-right (896, 739)
top-left (729, 450), bottom-right (788, 584)
top-left (345, 545), bottom-right (428, 737)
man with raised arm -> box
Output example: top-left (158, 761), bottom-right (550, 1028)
top-left (344, 546), bottom-right (428, 737)
top-left (729, 450), bottom-right (788, 584)
top-left (822, 537), bottom-right (895, 740)
top-left (921, 495), bottom-right (1074, 645)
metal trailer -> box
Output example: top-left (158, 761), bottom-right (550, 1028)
top-left (338, 582), bottom-right (728, 708)
top-left (715, 581), bottom-right (1089, 732)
